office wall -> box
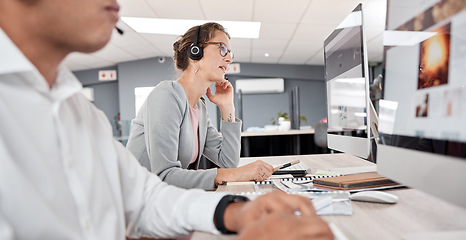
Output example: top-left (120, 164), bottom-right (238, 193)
top-left (74, 66), bottom-right (120, 135)
top-left (227, 63), bottom-right (326, 129)
top-left (74, 57), bottom-right (327, 133)
top-left (117, 57), bottom-right (177, 120)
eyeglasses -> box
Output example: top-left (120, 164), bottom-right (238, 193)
top-left (205, 42), bottom-right (234, 59)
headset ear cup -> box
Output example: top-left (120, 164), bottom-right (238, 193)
top-left (188, 45), bottom-right (203, 60)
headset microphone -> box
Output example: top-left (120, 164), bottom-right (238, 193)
top-left (224, 76), bottom-right (228, 80)
top-left (115, 26), bottom-right (124, 35)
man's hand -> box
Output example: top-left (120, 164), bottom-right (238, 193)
top-left (222, 190), bottom-right (322, 233)
top-left (238, 213), bottom-right (334, 240)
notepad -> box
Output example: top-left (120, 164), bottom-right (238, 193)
top-left (313, 172), bottom-right (399, 190)
top-left (279, 175), bottom-right (342, 191)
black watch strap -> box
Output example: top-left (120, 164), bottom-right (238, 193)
top-left (214, 195), bottom-right (250, 234)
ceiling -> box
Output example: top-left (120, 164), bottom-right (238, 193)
top-left (63, 0), bottom-right (387, 71)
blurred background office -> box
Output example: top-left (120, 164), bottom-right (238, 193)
top-left (67, 0), bottom-right (385, 155)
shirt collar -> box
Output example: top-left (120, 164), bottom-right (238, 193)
top-left (0, 27), bottom-right (36, 75)
top-left (0, 27), bottom-right (82, 102)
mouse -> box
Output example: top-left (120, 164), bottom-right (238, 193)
top-left (350, 191), bottom-right (398, 204)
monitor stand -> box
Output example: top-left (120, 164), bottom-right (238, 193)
top-left (368, 101), bottom-right (379, 162)
top-left (369, 100), bottom-right (378, 141)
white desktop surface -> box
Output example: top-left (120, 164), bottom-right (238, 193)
top-left (190, 154), bottom-right (466, 240)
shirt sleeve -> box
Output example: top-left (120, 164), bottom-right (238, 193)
top-left (202, 116), bottom-right (242, 169)
top-left (141, 86), bottom-right (222, 190)
top-left (114, 141), bottom-right (225, 239)
top-left (0, 209), bottom-right (14, 240)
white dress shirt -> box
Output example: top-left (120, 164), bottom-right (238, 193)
top-left (0, 28), bottom-right (224, 239)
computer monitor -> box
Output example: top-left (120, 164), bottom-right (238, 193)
top-left (378, 0), bottom-right (466, 209)
top-left (324, 4), bottom-right (373, 160)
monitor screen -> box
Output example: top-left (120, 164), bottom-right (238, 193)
top-left (324, 4), bottom-right (372, 159)
top-left (378, 0), bottom-right (466, 208)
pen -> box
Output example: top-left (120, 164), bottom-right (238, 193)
top-left (273, 160), bottom-right (300, 172)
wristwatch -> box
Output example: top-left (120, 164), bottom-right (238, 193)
top-left (213, 195), bottom-right (250, 234)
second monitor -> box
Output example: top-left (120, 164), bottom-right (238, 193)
top-left (324, 4), bottom-right (373, 160)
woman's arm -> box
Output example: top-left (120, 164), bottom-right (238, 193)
top-left (141, 83), bottom-right (219, 190)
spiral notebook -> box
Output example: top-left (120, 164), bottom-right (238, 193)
top-left (279, 175), bottom-right (342, 191)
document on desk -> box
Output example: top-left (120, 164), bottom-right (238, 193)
top-left (270, 178), bottom-right (352, 215)
top-left (279, 175), bottom-right (341, 192)
top-left (289, 191), bottom-right (352, 215)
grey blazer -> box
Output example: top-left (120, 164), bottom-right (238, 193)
top-left (126, 80), bottom-right (242, 190)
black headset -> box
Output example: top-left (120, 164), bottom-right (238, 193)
top-left (188, 26), bottom-right (203, 60)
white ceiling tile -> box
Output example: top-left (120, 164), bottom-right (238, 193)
top-left (146, 0), bottom-right (205, 19)
top-left (67, 64), bottom-right (92, 72)
top-left (87, 61), bottom-right (119, 69)
top-left (64, 52), bottom-right (116, 71)
top-left (230, 38), bottom-right (252, 50)
top-left (200, 0), bottom-right (254, 21)
top-left (231, 49), bottom-right (251, 63)
top-left (251, 49), bottom-right (282, 64)
top-left (119, 0), bottom-right (158, 17)
top-left (301, 0), bottom-right (365, 25)
top-left (65, 52), bottom-right (111, 66)
top-left (123, 44), bottom-right (165, 57)
top-left (252, 39), bottom-right (289, 50)
top-left (285, 40), bottom-right (323, 54)
top-left (68, 0), bottom-right (390, 70)
top-left (259, 22), bottom-right (297, 40)
top-left (253, 0), bottom-right (311, 23)
top-left (91, 44), bottom-right (138, 63)
top-left (279, 51), bottom-right (311, 65)
top-left (63, 58), bottom-right (89, 71)
top-left (306, 50), bottom-right (324, 65)
top-left (137, 52), bottom-right (163, 60)
top-left (292, 24), bottom-right (335, 42)
top-left (109, 31), bottom-right (150, 48)
top-left (140, 34), bottom-right (180, 56)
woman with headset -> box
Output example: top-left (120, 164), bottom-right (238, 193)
top-left (126, 22), bottom-right (273, 190)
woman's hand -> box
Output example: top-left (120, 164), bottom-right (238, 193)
top-left (206, 80), bottom-right (236, 122)
top-left (206, 80), bottom-right (234, 108)
top-left (234, 160), bottom-right (274, 181)
top-left (216, 160), bottom-right (274, 184)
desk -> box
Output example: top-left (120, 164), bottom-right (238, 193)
top-left (191, 154), bottom-right (466, 240)
top-left (241, 129), bottom-right (315, 157)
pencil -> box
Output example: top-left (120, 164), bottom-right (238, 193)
top-left (273, 160), bottom-right (300, 172)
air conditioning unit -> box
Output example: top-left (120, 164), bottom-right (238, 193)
top-left (235, 78), bottom-right (284, 94)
